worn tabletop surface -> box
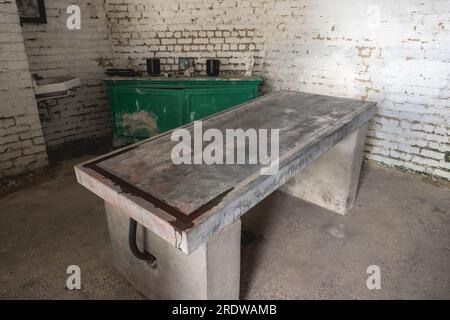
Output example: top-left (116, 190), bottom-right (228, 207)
top-left (75, 91), bottom-right (377, 253)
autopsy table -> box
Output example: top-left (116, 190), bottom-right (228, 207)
top-left (75, 91), bottom-right (377, 299)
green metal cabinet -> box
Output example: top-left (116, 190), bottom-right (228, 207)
top-left (184, 87), bottom-right (258, 122)
top-left (105, 76), bottom-right (262, 145)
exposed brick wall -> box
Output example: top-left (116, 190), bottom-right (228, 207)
top-left (0, 0), bottom-right (48, 178)
top-left (105, 0), bottom-right (449, 179)
top-left (21, 0), bottom-right (113, 149)
top-left (106, 0), bottom-right (265, 74)
top-left (3, 0), bottom-right (449, 180)
top-left (259, 0), bottom-right (450, 180)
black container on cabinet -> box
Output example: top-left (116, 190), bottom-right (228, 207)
top-left (206, 59), bottom-right (220, 76)
top-left (147, 58), bottom-right (161, 76)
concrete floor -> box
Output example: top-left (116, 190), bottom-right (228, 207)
top-left (0, 157), bottom-right (449, 299)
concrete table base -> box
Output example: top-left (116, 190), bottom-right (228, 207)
top-left (105, 203), bottom-right (241, 300)
top-left (280, 124), bottom-right (368, 215)
top-left (75, 93), bottom-right (376, 299)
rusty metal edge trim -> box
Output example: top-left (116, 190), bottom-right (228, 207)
top-left (83, 160), bottom-right (234, 231)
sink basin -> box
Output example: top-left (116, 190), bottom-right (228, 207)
top-left (33, 76), bottom-right (81, 96)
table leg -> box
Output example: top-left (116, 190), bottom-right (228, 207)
top-left (280, 123), bottom-right (368, 215)
top-left (105, 202), bottom-right (241, 299)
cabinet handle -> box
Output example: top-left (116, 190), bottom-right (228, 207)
top-left (129, 218), bottom-right (157, 266)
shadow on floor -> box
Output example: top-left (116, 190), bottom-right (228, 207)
top-left (0, 160), bottom-right (449, 299)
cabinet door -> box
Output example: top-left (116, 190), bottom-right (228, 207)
top-left (184, 87), bottom-right (257, 123)
top-left (112, 87), bottom-right (183, 139)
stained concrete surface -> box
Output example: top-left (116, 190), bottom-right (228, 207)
top-left (0, 157), bottom-right (449, 299)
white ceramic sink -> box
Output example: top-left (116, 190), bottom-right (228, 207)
top-left (33, 76), bottom-right (81, 96)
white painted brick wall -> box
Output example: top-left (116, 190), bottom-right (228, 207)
top-left (105, 0), bottom-right (449, 180)
top-left (105, 0), bottom-right (265, 73)
top-left (21, 0), bottom-right (113, 149)
top-left (0, 0), bottom-right (48, 178)
top-left (3, 0), bottom-right (449, 180)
